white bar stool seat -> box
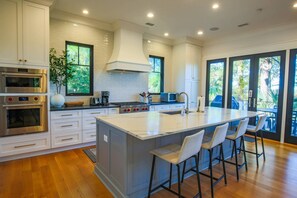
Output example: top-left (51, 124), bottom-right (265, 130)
top-left (243, 114), bottom-right (267, 167)
top-left (148, 130), bottom-right (205, 198)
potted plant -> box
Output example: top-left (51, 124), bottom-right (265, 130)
top-left (49, 48), bottom-right (74, 107)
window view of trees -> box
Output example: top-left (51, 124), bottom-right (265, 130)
top-left (148, 56), bottom-right (164, 93)
top-left (207, 61), bottom-right (225, 107)
top-left (66, 42), bottom-right (93, 96)
top-left (232, 59), bottom-right (250, 110)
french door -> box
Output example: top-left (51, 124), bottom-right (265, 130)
top-left (285, 49), bottom-right (297, 144)
top-left (228, 51), bottom-right (285, 141)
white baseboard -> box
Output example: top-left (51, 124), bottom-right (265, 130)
top-left (0, 141), bottom-right (96, 162)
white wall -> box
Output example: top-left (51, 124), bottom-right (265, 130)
top-left (201, 23), bottom-right (297, 142)
top-left (50, 18), bottom-right (173, 104)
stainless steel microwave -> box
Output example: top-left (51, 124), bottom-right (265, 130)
top-left (0, 67), bottom-right (47, 93)
top-left (160, 92), bottom-right (178, 102)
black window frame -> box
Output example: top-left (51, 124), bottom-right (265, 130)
top-left (205, 58), bottom-right (227, 107)
top-left (65, 41), bottom-right (94, 96)
top-left (148, 55), bottom-right (164, 95)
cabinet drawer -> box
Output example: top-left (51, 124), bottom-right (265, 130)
top-left (83, 129), bottom-right (96, 143)
top-left (169, 104), bottom-right (185, 110)
top-left (0, 137), bottom-right (49, 157)
top-left (51, 110), bottom-right (81, 120)
top-left (52, 133), bottom-right (81, 148)
top-left (51, 118), bottom-right (82, 133)
top-left (83, 109), bottom-right (107, 117)
top-left (83, 117), bottom-right (97, 130)
top-left (108, 108), bottom-right (119, 115)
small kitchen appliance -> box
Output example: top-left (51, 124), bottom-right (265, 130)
top-left (101, 91), bottom-right (110, 106)
top-left (90, 97), bottom-right (100, 106)
top-left (160, 92), bottom-right (178, 102)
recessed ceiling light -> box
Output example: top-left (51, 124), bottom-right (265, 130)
top-left (164, 32), bottom-right (169, 37)
top-left (197, 31), bottom-right (204, 35)
top-left (293, 3), bottom-right (297, 8)
top-left (82, 9), bottom-right (89, 14)
top-left (147, 40), bottom-right (151, 43)
top-left (147, 12), bottom-right (154, 18)
top-left (212, 3), bottom-right (219, 9)
top-left (73, 24), bottom-right (78, 27)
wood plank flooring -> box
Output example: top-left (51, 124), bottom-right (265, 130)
top-left (0, 139), bottom-right (297, 198)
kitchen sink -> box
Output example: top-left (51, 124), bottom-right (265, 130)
top-left (161, 110), bottom-right (195, 115)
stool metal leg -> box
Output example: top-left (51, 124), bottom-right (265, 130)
top-left (233, 140), bottom-right (239, 181)
top-left (260, 130), bottom-right (266, 161)
top-left (169, 163), bottom-right (172, 189)
top-left (241, 136), bottom-right (248, 171)
top-left (181, 160), bottom-right (187, 183)
top-left (231, 141), bottom-right (235, 159)
top-left (209, 149), bottom-right (214, 198)
top-left (195, 153), bottom-right (202, 198)
top-left (176, 164), bottom-right (182, 198)
top-left (254, 132), bottom-right (259, 167)
top-left (220, 143), bottom-right (227, 185)
top-left (148, 155), bottom-right (156, 198)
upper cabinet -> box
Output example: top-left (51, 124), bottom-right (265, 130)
top-left (0, 0), bottom-right (49, 67)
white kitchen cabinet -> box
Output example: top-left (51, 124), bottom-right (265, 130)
top-left (51, 108), bottom-right (119, 147)
top-left (0, 133), bottom-right (50, 157)
top-left (150, 103), bottom-right (185, 111)
top-left (172, 43), bottom-right (201, 107)
top-left (0, 0), bottom-right (49, 67)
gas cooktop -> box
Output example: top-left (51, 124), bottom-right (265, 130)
top-left (111, 101), bottom-right (149, 113)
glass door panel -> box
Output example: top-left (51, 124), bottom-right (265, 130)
top-left (228, 57), bottom-right (252, 110)
top-left (256, 56), bottom-right (281, 133)
top-left (206, 59), bottom-right (226, 107)
top-left (285, 49), bottom-right (297, 144)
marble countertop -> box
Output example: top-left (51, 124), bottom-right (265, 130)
top-left (96, 107), bottom-right (262, 140)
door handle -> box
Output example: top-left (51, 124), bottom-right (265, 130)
top-left (248, 98), bottom-right (252, 108)
top-left (253, 98), bottom-right (256, 108)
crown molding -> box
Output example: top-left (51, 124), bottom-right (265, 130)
top-left (26, 0), bottom-right (55, 6)
top-left (50, 9), bottom-right (113, 31)
top-left (173, 36), bottom-right (203, 47)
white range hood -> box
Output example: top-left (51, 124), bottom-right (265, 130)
top-left (106, 21), bottom-right (152, 73)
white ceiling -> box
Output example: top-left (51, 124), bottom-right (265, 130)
top-left (52, 0), bottom-right (297, 42)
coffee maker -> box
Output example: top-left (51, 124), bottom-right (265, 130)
top-left (101, 91), bottom-right (110, 106)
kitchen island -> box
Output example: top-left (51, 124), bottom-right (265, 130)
top-left (95, 107), bottom-right (260, 198)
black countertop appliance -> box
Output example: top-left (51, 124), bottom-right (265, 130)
top-left (101, 91), bottom-right (110, 106)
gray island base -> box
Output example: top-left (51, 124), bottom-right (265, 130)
top-left (94, 107), bottom-right (260, 198)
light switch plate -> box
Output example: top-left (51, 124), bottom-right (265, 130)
top-left (104, 135), bottom-right (108, 143)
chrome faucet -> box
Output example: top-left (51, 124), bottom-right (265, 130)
top-left (179, 92), bottom-right (189, 114)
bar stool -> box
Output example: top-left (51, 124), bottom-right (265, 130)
top-left (147, 130), bottom-right (205, 198)
top-left (224, 118), bottom-right (249, 181)
top-left (183, 123), bottom-right (229, 198)
top-left (243, 114), bottom-right (267, 167)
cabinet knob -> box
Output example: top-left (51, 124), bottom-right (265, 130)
top-left (24, 59), bottom-right (27, 62)
top-left (19, 59), bottom-right (22, 62)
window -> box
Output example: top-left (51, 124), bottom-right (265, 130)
top-left (148, 55), bottom-right (164, 94)
top-left (66, 41), bottom-right (93, 96)
top-left (205, 58), bottom-right (226, 107)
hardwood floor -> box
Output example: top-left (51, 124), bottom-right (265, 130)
top-left (0, 140), bottom-right (297, 198)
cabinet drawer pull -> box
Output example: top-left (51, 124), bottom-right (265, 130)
top-left (61, 114), bottom-right (73, 117)
top-left (91, 112), bottom-right (101, 114)
top-left (61, 124), bottom-right (73, 128)
top-left (61, 138), bottom-right (73, 141)
top-left (90, 122), bottom-right (96, 124)
top-left (14, 143), bottom-right (36, 149)
top-left (91, 135), bottom-right (96, 137)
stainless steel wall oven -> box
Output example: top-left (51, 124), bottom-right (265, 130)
top-left (0, 95), bottom-right (48, 137)
top-left (0, 67), bottom-right (47, 93)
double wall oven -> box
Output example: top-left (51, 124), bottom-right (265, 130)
top-left (0, 67), bottom-right (48, 137)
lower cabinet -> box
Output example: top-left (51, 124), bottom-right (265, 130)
top-left (0, 133), bottom-right (50, 157)
top-left (150, 103), bottom-right (185, 111)
top-left (51, 108), bottom-right (119, 148)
